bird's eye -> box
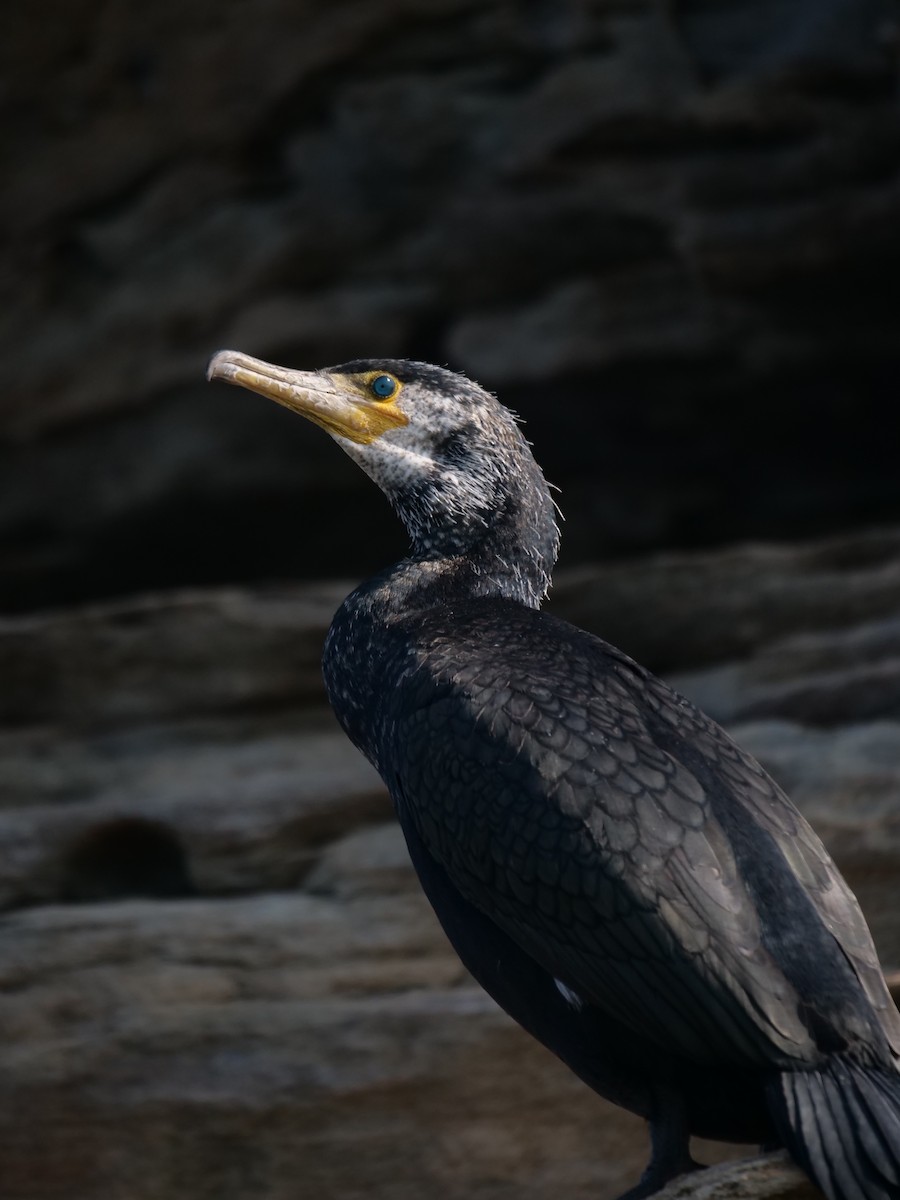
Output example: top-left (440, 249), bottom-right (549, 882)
top-left (370, 374), bottom-right (398, 400)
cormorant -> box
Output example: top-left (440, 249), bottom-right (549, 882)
top-left (208, 351), bottom-right (900, 1200)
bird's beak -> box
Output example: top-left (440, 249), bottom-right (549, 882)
top-left (206, 349), bottom-right (408, 444)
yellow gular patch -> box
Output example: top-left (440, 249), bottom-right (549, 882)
top-left (337, 372), bottom-right (409, 444)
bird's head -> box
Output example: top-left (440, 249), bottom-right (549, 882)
top-left (207, 350), bottom-right (559, 604)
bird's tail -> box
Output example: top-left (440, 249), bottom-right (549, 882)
top-left (766, 1057), bottom-right (900, 1200)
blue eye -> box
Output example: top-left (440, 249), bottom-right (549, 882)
top-left (370, 374), bottom-right (397, 399)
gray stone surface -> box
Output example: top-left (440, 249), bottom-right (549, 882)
top-left (0, 893), bottom-right (654, 1200)
top-left (551, 526), bottom-right (900, 671)
top-left (654, 1154), bottom-right (816, 1200)
top-left (0, 584), bottom-right (348, 726)
top-left (0, 714), bottom-right (387, 908)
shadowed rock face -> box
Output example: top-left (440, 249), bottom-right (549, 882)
top-left (3, 0), bottom-right (900, 610)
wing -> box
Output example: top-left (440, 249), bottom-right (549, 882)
top-left (386, 603), bottom-right (899, 1068)
top-left (641, 668), bottom-right (900, 1060)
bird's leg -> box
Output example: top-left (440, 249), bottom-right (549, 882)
top-left (615, 1088), bottom-right (704, 1200)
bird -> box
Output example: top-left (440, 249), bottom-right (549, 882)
top-left (208, 350), bottom-right (900, 1200)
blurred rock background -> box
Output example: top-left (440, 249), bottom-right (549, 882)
top-left (1, 2), bottom-right (899, 1198)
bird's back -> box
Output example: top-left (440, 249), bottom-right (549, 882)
top-left (353, 595), bottom-right (900, 1076)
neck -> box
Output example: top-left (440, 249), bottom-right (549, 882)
top-left (402, 449), bottom-right (560, 610)
top-left (413, 506), bottom-right (555, 610)
top-left (323, 486), bottom-right (558, 765)
top-left (323, 444), bottom-right (559, 763)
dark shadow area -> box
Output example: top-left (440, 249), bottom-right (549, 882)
top-left (59, 818), bottom-right (195, 903)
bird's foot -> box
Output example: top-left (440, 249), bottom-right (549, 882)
top-left (614, 1156), bottom-right (705, 1200)
top-left (614, 1155), bottom-right (705, 1200)
top-left (614, 1089), bottom-right (705, 1200)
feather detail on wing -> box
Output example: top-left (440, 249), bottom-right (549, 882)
top-left (389, 607), bottom-right (898, 1069)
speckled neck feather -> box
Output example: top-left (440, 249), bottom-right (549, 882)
top-left (332, 359), bottom-right (560, 610)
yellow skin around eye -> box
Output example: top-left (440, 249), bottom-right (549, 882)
top-left (358, 370), bottom-right (403, 403)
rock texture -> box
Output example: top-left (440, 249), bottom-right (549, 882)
top-left (3, 0), bottom-right (900, 609)
top-left (2, 529), bottom-right (900, 1200)
top-left (552, 526), bottom-right (900, 672)
top-left (654, 1155), bottom-right (816, 1200)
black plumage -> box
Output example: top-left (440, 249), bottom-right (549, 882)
top-left (208, 351), bottom-right (900, 1200)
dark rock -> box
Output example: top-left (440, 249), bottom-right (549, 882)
top-left (0, 713), bottom-right (386, 909)
top-left (673, 617), bottom-right (900, 725)
top-left (3, 0), bottom-right (900, 609)
top-left (550, 526), bottom-right (900, 672)
top-left (0, 585), bottom-right (345, 727)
